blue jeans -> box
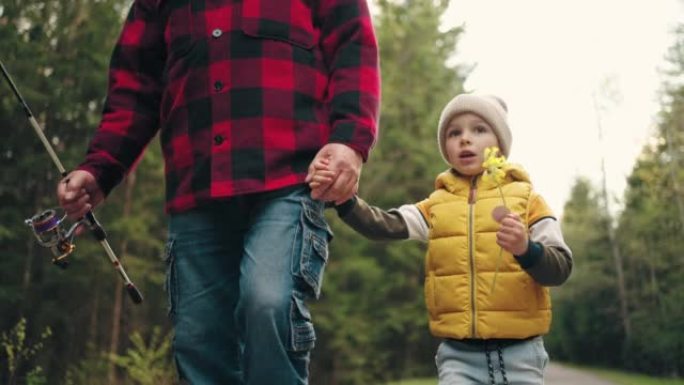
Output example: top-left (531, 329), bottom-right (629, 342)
top-left (435, 336), bottom-right (549, 385)
top-left (164, 186), bottom-right (332, 385)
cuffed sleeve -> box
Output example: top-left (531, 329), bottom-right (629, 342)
top-left (77, 0), bottom-right (165, 195)
top-left (316, 0), bottom-right (380, 161)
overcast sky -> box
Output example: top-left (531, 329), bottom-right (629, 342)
top-left (441, 0), bottom-right (683, 216)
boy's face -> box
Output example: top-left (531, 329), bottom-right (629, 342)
top-left (444, 112), bottom-right (500, 176)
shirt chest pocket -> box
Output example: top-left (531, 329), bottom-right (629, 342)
top-left (241, 0), bottom-right (316, 49)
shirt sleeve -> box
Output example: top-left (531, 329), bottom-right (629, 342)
top-left (515, 216), bottom-right (574, 286)
top-left (316, 0), bottom-right (380, 161)
top-left (77, 0), bottom-right (165, 196)
top-left (336, 196), bottom-right (428, 242)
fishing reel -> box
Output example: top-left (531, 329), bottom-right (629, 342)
top-left (25, 208), bottom-right (84, 269)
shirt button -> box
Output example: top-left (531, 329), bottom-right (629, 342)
top-left (213, 135), bottom-right (224, 145)
top-left (212, 29), bottom-right (223, 38)
top-left (214, 81), bottom-right (223, 92)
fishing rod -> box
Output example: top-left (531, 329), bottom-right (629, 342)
top-left (1, 59), bottom-right (143, 304)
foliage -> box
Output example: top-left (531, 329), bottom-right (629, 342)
top-left (110, 328), bottom-right (175, 385)
top-left (1, 0), bottom-right (169, 383)
top-left (545, 177), bottom-right (625, 365)
top-left (0, 318), bottom-right (51, 385)
top-left (614, 23), bottom-right (684, 376)
top-left (25, 366), bottom-right (47, 385)
top-left (62, 347), bottom-right (110, 385)
top-left (547, 22), bottom-right (684, 378)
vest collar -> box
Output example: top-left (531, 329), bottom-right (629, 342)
top-left (435, 163), bottom-right (532, 193)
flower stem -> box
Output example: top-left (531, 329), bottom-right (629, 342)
top-left (490, 247), bottom-right (504, 294)
top-left (498, 185), bottom-right (507, 208)
top-left (491, 183), bottom-right (507, 294)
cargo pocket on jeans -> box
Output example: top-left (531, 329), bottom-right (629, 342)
top-left (294, 200), bottom-right (333, 298)
top-left (162, 237), bottom-right (178, 320)
top-left (289, 293), bottom-right (316, 352)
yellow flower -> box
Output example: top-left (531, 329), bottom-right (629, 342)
top-left (482, 146), bottom-right (507, 185)
top-left (482, 146), bottom-right (509, 294)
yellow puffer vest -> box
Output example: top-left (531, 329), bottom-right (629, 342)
top-left (417, 165), bottom-right (553, 339)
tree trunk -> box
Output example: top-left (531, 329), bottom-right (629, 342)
top-left (20, 188), bottom-right (45, 318)
top-left (107, 171), bottom-right (137, 385)
top-left (645, 237), bottom-right (664, 318)
top-left (20, 235), bottom-right (35, 319)
top-left (594, 94), bottom-right (631, 339)
top-left (606, 222), bottom-right (630, 338)
top-left (600, 164), bottom-right (630, 338)
top-left (330, 353), bottom-right (339, 385)
top-left (90, 286), bottom-right (100, 348)
top-left (663, 121), bottom-right (684, 235)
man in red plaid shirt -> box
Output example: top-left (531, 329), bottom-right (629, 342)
top-left (57, 0), bottom-right (379, 383)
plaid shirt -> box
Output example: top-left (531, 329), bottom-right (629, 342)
top-left (79, 0), bottom-right (380, 213)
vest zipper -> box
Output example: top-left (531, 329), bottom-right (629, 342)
top-left (468, 176), bottom-right (478, 337)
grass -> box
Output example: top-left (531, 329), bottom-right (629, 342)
top-left (385, 379), bottom-right (434, 385)
top-left (384, 365), bottom-right (684, 385)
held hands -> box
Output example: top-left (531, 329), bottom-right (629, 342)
top-left (496, 213), bottom-right (529, 256)
top-left (305, 143), bottom-right (362, 204)
top-left (307, 157), bottom-right (338, 199)
top-left (57, 170), bottom-right (104, 221)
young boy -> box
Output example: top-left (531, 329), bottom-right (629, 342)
top-left (308, 93), bottom-right (573, 384)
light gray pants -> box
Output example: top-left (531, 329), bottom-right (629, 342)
top-left (435, 336), bottom-right (549, 385)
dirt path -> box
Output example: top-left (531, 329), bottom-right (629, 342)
top-left (546, 362), bottom-right (618, 385)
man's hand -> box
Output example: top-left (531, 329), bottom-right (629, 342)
top-left (57, 170), bottom-right (104, 221)
top-left (496, 213), bottom-right (529, 256)
top-left (305, 143), bottom-right (362, 204)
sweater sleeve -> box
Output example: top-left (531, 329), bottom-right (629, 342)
top-left (515, 217), bottom-right (573, 286)
top-left (335, 196), bottom-right (428, 242)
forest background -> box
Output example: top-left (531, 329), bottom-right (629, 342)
top-left (0, 0), bottom-right (682, 384)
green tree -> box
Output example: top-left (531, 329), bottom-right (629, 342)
top-left (1, 1), bottom-right (170, 383)
top-left (614, 23), bottom-right (684, 376)
top-left (548, 22), bottom-right (684, 377)
top-left (110, 328), bottom-right (174, 385)
top-left (546, 178), bottom-right (625, 366)
top-left (0, 318), bottom-right (51, 385)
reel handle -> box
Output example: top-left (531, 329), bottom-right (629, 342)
top-left (84, 211), bottom-right (107, 241)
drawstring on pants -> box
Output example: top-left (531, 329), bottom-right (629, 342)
top-left (485, 341), bottom-right (509, 385)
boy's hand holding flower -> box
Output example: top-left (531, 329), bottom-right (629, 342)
top-left (482, 146), bottom-right (514, 293)
top-left (496, 213), bottom-right (529, 256)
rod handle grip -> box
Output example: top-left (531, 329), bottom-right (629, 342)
top-left (126, 283), bottom-right (144, 304)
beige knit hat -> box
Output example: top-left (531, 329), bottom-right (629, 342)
top-left (437, 93), bottom-right (512, 165)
